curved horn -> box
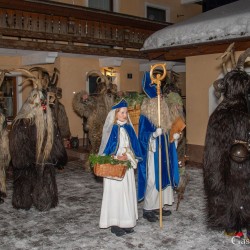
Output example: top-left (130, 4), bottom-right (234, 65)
top-left (236, 48), bottom-right (250, 71)
top-left (216, 42), bottom-right (236, 74)
top-left (96, 74), bottom-right (109, 84)
top-left (14, 68), bottom-right (39, 88)
top-left (18, 78), bottom-right (38, 88)
top-left (30, 67), bottom-right (49, 89)
top-left (30, 66), bottom-right (47, 79)
top-left (14, 68), bottom-right (36, 79)
top-left (0, 69), bottom-right (9, 88)
top-left (50, 67), bottom-right (60, 86)
top-left (29, 66), bottom-right (48, 75)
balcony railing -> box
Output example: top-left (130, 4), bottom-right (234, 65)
top-left (0, 0), bottom-right (171, 59)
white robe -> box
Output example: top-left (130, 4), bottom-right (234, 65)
top-left (143, 136), bottom-right (174, 211)
top-left (99, 126), bottom-right (138, 228)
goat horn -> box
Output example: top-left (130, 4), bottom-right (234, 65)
top-left (236, 48), bottom-right (250, 71)
top-left (14, 68), bottom-right (38, 84)
top-left (30, 67), bottom-right (49, 89)
top-left (14, 68), bottom-right (40, 89)
top-left (29, 66), bottom-right (48, 74)
top-left (18, 78), bottom-right (38, 89)
top-left (216, 42), bottom-right (236, 74)
top-left (50, 67), bottom-right (60, 86)
top-left (14, 68), bottom-right (36, 78)
top-left (96, 75), bottom-right (109, 84)
top-left (0, 69), bottom-right (9, 88)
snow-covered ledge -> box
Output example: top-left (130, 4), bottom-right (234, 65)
top-left (142, 0), bottom-right (250, 51)
top-left (22, 52), bottom-right (58, 65)
top-left (99, 57), bottom-right (123, 67)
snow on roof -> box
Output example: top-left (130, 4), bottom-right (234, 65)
top-left (142, 0), bottom-right (250, 51)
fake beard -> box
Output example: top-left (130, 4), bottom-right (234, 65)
top-left (13, 102), bottom-right (54, 164)
top-left (140, 97), bottom-right (172, 132)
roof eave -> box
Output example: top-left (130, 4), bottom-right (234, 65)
top-left (143, 36), bottom-right (250, 61)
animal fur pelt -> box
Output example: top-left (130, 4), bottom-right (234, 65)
top-left (140, 97), bottom-right (172, 132)
top-left (165, 92), bottom-right (185, 123)
top-left (165, 91), bottom-right (186, 160)
top-left (203, 68), bottom-right (250, 231)
top-left (72, 89), bottom-right (115, 153)
top-left (0, 113), bottom-right (10, 202)
top-left (9, 74), bottom-right (67, 211)
top-left (72, 91), bottom-right (96, 119)
top-left (48, 86), bottom-right (71, 139)
top-left (54, 101), bottom-right (71, 139)
top-left (175, 169), bottom-right (189, 211)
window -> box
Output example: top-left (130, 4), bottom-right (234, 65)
top-left (0, 76), bottom-right (16, 119)
top-left (88, 76), bottom-right (99, 94)
top-left (147, 6), bottom-right (166, 22)
top-left (146, 4), bottom-right (170, 22)
top-left (88, 0), bottom-right (113, 11)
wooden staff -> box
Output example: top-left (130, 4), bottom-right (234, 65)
top-left (150, 64), bottom-right (167, 228)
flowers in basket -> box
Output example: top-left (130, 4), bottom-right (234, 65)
top-left (88, 154), bottom-right (132, 180)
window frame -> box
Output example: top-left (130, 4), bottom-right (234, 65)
top-left (86, 0), bottom-right (114, 12)
top-left (145, 2), bottom-right (170, 22)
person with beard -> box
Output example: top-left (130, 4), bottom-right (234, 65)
top-left (98, 99), bottom-right (142, 237)
top-left (137, 71), bottom-right (179, 223)
top-left (203, 49), bottom-right (250, 240)
top-left (9, 69), bottom-right (67, 211)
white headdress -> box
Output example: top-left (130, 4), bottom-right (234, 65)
top-left (98, 99), bottom-right (134, 155)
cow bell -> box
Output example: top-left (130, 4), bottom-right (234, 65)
top-left (230, 143), bottom-right (249, 163)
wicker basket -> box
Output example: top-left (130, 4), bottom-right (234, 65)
top-left (93, 163), bottom-right (127, 180)
top-left (128, 105), bottom-right (141, 135)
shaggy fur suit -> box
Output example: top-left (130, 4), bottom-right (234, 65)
top-left (203, 69), bottom-right (250, 233)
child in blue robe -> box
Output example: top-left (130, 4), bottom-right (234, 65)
top-left (98, 99), bottom-right (142, 237)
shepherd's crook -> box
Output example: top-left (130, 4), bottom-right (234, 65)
top-left (150, 64), bottom-right (167, 228)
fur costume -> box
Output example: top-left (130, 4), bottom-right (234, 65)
top-left (140, 97), bottom-right (172, 133)
top-left (0, 70), bottom-right (11, 203)
top-left (72, 88), bottom-right (115, 153)
top-left (203, 49), bottom-right (250, 233)
top-left (54, 100), bottom-right (71, 139)
top-left (9, 69), bottom-right (67, 211)
top-left (165, 92), bottom-right (185, 123)
top-left (48, 86), bottom-right (71, 139)
top-left (0, 113), bottom-right (10, 202)
top-left (165, 92), bottom-right (186, 164)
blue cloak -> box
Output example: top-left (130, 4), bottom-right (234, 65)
top-left (137, 115), bottom-right (179, 201)
top-left (103, 123), bottom-right (142, 161)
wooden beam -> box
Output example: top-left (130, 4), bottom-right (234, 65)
top-left (145, 38), bottom-right (250, 61)
top-left (0, 39), bottom-right (148, 59)
top-left (0, 28), bottom-right (143, 49)
top-left (0, 0), bottom-right (171, 31)
top-left (0, 2), bottom-right (171, 59)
